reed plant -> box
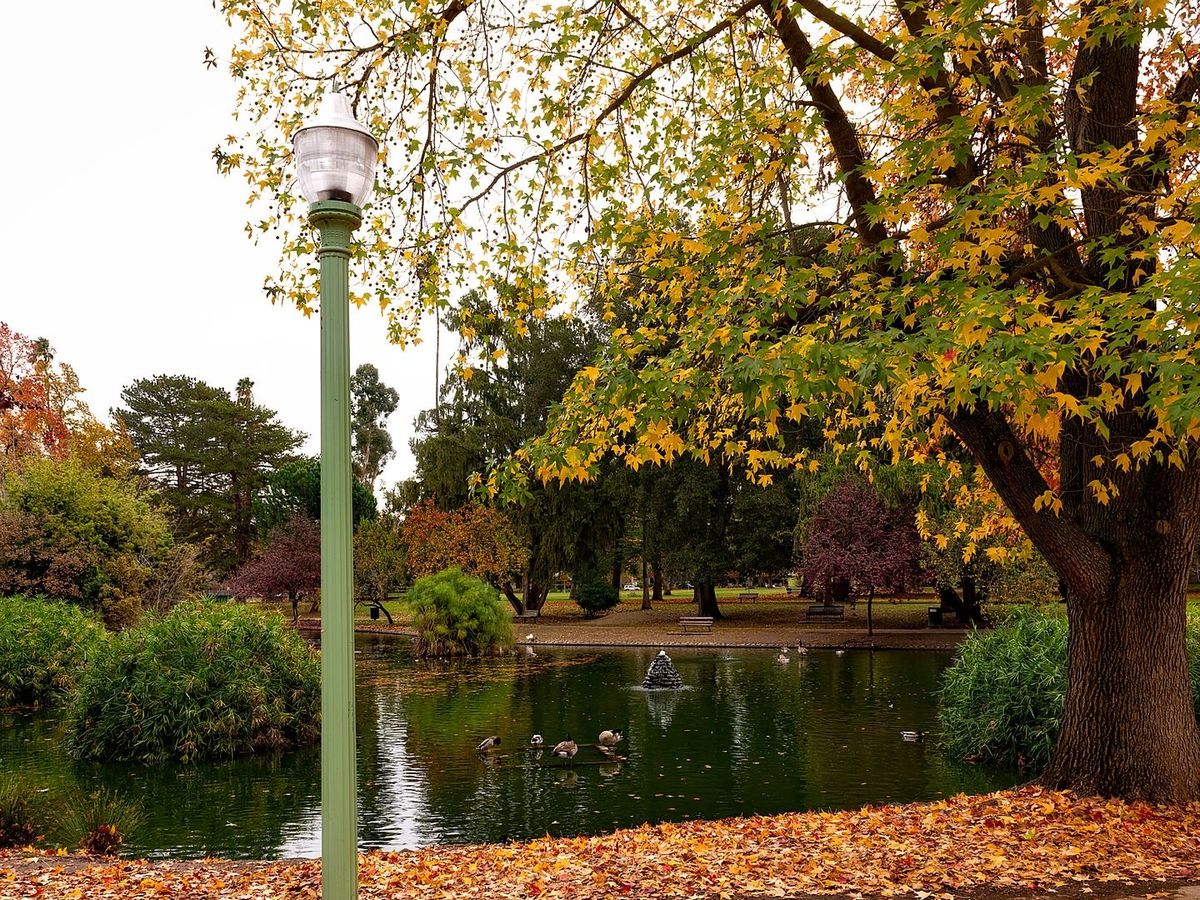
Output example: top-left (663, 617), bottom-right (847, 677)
top-left (66, 600), bottom-right (319, 763)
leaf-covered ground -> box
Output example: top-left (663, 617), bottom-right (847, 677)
top-left (3, 787), bottom-right (1199, 899)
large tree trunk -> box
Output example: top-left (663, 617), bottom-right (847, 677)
top-left (651, 558), bottom-right (663, 605)
top-left (695, 581), bottom-right (722, 619)
top-left (954, 407), bottom-right (1200, 801)
top-left (1044, 549), bottom-right (1200, 801)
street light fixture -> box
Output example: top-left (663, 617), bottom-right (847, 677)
top-left (293, 90), bottom-right (378, 900)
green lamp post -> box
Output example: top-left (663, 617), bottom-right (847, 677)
top-left (293, 92), bottom-right (379, 900)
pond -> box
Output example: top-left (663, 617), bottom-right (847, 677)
top-left (0, 639), bottom-right (1020, 859)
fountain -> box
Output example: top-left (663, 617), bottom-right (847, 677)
top-left (642, 649), bottom-right (684, 689)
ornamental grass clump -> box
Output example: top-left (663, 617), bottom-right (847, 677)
top-left (940, 607), bottom-right (1068, 771)
top-left (941, 608), bottom-right (1200, 772)
top-left (0, 775), bottom-right (40, 849)
top-left (406, 568), bottom-right (513, 657)
top-left (51, 788), bottom-right (142, 857)
top-left (0, 595), bottom-right (108, 709)
top-left (65, 600), bottom-right (319, 763)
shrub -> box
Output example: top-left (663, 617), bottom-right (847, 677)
top-left (572, 573), bottom-right (619, 617)
top-left (941, 608), bottom-right (1200, 771)
top-left (0, 595), bottom-right (108, 708)
top-left (0, 775), bottom-right (39, 849)
top-left (406, 567), bottom-right (513, 657)
top-left (51, 788), bottom-right (142, 856)
top-left (66, 601), bottom-right (320, 763)
top-left (0, 457), bottom-right (172, 626)
top-left (940, 608), bottom-right (1067, 770)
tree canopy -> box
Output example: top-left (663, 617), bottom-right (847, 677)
top-left (218, 0), bottom-right (1200, 799)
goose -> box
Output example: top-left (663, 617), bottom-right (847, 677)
top-left (795, 646), bottom-right (808, 656)
top-left (598, 729), bottom-right (624, 751)
top-left (776, 647), bottom-right (790, 663)
top-left (552, 735), bottom-right (578, 762)
top-left (900, 730), bottom-right (926, 742)
top-left (477, 736), bottom-right (502, 753)
top-left (530, 734), bottom-right (545, 746)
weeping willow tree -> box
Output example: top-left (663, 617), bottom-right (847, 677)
top-left (215, 0), bottom-right (1200, 800)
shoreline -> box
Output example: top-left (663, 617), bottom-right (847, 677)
top-left (3, 787), bottom-right (1198, 898)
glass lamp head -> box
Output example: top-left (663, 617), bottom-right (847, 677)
top-left (293, 92), bottom-right (379, 206)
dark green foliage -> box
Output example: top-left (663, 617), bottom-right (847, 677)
top-left (66, 601), bottom-right (320, 763)
top-left (941, 609), bottom-right (1200, 771)
top-left (572, 573), bottom-right (619, 617)
top-left (0, 596), bottom-right (109, 708)
top-left (114, 375), bottom-right (302, 571)
top-left (406, 568), bottom-right (513, 657)
top-left (51, 788), bottom-right (142, 856)
top-left (255, 457), bottom-right (377, 533)
top-left (0, 775), bottom-right (39, 848)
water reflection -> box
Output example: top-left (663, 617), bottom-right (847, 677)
top-left (0, 640), bottom-right (1018, 859)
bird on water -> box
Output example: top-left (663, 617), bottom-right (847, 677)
top-left (552, 735), bottom-right (578, 762)
top-left (477, 736), bottom-right (502, 753)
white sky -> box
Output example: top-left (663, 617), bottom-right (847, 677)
top-left (0, 2), bottom-right (441, 488)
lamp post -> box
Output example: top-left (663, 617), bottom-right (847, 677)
top-left (293, 92), bottom-right (378, 900)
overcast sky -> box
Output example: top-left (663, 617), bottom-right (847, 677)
top-left (0, 2), bottom-right (441, 487)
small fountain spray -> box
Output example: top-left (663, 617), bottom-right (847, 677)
top-left (642, 650), bottom-right (684, 689)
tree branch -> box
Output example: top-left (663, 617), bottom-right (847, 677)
top-left (948, 406), bottom-right (1112, 597)
top-left (763, 0), bottom-right (888, 246)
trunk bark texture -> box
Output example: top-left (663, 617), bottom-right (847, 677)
top-left (1044, 548), bottom-right (1200, 800)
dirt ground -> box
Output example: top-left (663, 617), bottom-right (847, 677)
top-left (298, 600), bottom-right (971, 651)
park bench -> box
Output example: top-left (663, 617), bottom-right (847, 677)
top-left (805, 604), bottom-right (845, 621)
top-left (679, 615), bottom-right (715, 633)
top-left (737, 591), bottom-right (760, 603)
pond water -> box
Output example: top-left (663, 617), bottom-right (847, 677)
top-left (0, 639), bottom-right (1019, 859)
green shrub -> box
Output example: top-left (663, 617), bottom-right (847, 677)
top-left (0, 775), bottom-right (40, 849)
top-left (65, 600), bottom-right (320, 763)
top-left (572, 573), bottom-right (619, 618)
top-left (51, 788), bottom-right (142, 857)
top-left (940, 608), bottom-right (1200, 771)
top-left (940, 607), bottom-right (1067, 770)
top-left (0, 595), bottom-right (109, 708)
top-left (406, 567), bottom-right (513, 657)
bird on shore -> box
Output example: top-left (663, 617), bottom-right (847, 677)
top-left (531, 734), bottom-right (544, 746)
top-left (477, 736), bottom-right (502, 753)
top-left (598, 729), bottom-right (624, 753)
top-left (525, 633), bottom-right (536, 643)
top-left (901, 730), bottom-right (926, 742)
top-left (552, 735), bottom-right (578, 763)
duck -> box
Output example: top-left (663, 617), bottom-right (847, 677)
top-left (598, 729), bottom-right (624, 752)
top-left (776, 647), bottom-right (790, 663)
top-left (552, 735), bottom-right (578, 762)
top-left (530, 734), bottom-right (545, 746)
top-left (477, 736), bottom-right (502, 753)
top-left (900, 730), bottom-right (926, 742)
top-left (525, 633), bottom-right (536, 643)
top-left (835, 649), bottom-right (845, 657)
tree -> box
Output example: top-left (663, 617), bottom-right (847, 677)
top-left (226, 515), bottom-right (321, 620)
top-left (402, 500), bottom-right (529, 610)
top-left (114, 375), bottom-right (302, 571)
top-left (800, 478), bottom-right (923, 633)
top-left (223, 0), bottom-right (1200, 799)
top-left (0, 323), bottom-right (68, 477)
top-left (0, 457), bottom-right (172, 626)
top-left (350, 364), bottom-right (399, 489)
top-left (255, 456), bottom-right (378, 534)
top-left (354, 515), bottom-right (406, 607)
